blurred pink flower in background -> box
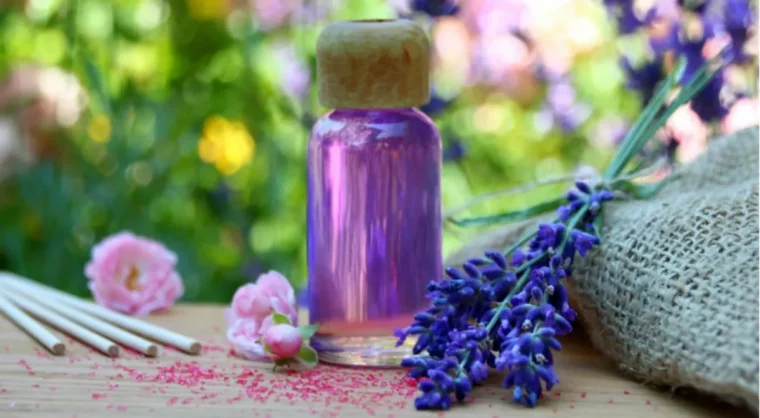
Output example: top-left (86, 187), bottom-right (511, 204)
top-left (666, 105), bottom-right (709, 162)
top-left (250, 0), bottom-right (297, 31)
top-left (85, 232), bottom-right (184, 316)
top-left (0, 66), bottom-right (87, 170)
top-left (721, 97), bottom-right (759, 133)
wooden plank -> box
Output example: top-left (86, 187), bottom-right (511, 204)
top-left (0, 304), bottom-right (750, 418)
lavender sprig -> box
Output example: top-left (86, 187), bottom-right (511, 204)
top-left (396, 184), bottom-right (610, 409)
top-left (396, 54), bottom-right (726, 411)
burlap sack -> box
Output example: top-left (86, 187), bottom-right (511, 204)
top-left (445, 126), bottom-right (759, 411)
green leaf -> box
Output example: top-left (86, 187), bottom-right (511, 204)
top-left (449, 197), bottom-right (564, 227)
top-left (295, 345), bottom-right (319, 368)
top-left (271, 312), bottom-right (292, 325)
top-left (298, 324), bottom-right (320, 341)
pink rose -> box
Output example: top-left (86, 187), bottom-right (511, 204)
top-left (227, 318), bottom-right (268, 360)
top-left (225, 270), bottom-right (299, 361)
top-left (84, 232), bottom-right (184, 316)
top-left (262, 324), bottom-right (303, 359)
top-left (225, 270), bottom-right (297, 328)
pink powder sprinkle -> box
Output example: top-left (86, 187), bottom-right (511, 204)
top-left (608, 399), bottom-right (615, 404)
top-left (92, 393), bottom-right (107, 400)
top-left (623, 390), bottom-right (631, 395)
top-left (49, 386), bottom-right (57, 391)
top-left (167, 396), bottom-right (179, 406)
top-left (182, 397), bottom-right (193, 405)
top-left (646, 400), bottom-right (652, 405)
top-left (553, 391), bottom-right (561, 397)
top-left (117, 405), bottom-right (127, 411)
top-left (18, 359), bottom-right (35, 375)
top-left (580, 392), bottom-right (587, 399)
top-left (32, 384), bottom-right (40, 388)
top-left (8, 402), bottom-right (16, 408)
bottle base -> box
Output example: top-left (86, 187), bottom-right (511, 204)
top-left (311, 334), bottom-right (417, 367)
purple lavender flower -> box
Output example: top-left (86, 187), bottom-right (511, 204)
top-left (421, 91), bottom-right (453, 116)
top-left (411, 0), bottom-right (460, 17)
top-left (538, 78), bottom-right (592, 134)
top-left (621, 57), bottom-right (664, 104)
top-left (690, 70), bottom-right (730, 121)
top-left (723, 0), bottom-right (754, 63)
top-left (604, 0), bottom-right (657, 34)
top-left (398, 179), bottom-right (611, 409)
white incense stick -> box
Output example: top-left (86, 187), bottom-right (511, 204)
top-left (1, 273), bottom-right (201, 355)
top-left (0, 292), bottom-right (65, 355)
top-left (3, 283), bottom-right (158, 357)
top-left (1, 289), bottom-right (119, 357)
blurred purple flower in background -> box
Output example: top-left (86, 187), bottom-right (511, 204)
top-left (271, 42), bottom-right (310, 99)
top-left (722, 0), bottom-right (755, 62)
top-left (603, 0), bottom-right (657, 34)
top-left (607, 0), bottom-right (756, 124)
top-left (536, 78), bottom-right (592, 134)
top-left (249, 0), bottom-right (296, 31)
top-left (411, 0), bottom-right (460, 17)
top-left (621, 57), bottom-right (663, 104)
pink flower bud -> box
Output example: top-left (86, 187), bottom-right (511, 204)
top-left (262, 324), bottom-right (303, 359)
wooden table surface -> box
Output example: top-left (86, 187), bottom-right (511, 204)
top-left (0, 304), bottom-right (750, 418)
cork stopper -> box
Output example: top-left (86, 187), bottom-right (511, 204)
top-left (317, 19), bottom-right (430, 109)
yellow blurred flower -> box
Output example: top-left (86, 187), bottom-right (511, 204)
top-left (186, 0), bottom-right (230, 20)
top-left (198, 116), bottom-right (255, 175)
top-left (88, 114), bottom-right (112, 143)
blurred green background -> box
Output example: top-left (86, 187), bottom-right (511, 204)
top-left (0, 0), bottom-right (756, 302)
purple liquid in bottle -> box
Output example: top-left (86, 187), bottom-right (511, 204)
top-left (307, 108), bottom-right (442, 366)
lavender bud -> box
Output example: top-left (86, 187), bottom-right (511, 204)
top-left (566, 190), bottom-right (582, 201)
top-left (466, 257), bottom-right (489, 266)
top-left (414, 312), bottom-right (436, 324)
top-left (485, 250), bottom-right (508, 270)
top-left (445, 267), bottom-right (467, 280)
top-left (462, 262), bottom-right (481, 279)
top-left (550, 254), bottom-right (562, 269)
top-left (482, 265), bottom-right (505, 280)
top-left (575, 181), bottom-right (591, 194)
top-left (530, 339), bottom-right (545, 354)
top-left (546, 337), bottom-right (562, 350)
top-left (536, 327), bottom-right (555, 337)
top-left (419, 379), bottom-right (437, 393)
top-left (511, 250), bottom-right (526, 266)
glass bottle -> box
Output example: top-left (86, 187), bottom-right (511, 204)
top-left (307, 20), bottom-right (442, 367)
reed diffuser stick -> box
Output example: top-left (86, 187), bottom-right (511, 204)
top-left (0, 272), bottom-right (201, 354)
top-left (1, 289), bottom-right (119, 357)
top-left (0, 292), bottom-right (66, 355)
top-left (3, 282), bottom-right (158, 357)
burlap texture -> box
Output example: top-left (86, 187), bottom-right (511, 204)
top-left (445, 127), bottom-right (759, 410)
